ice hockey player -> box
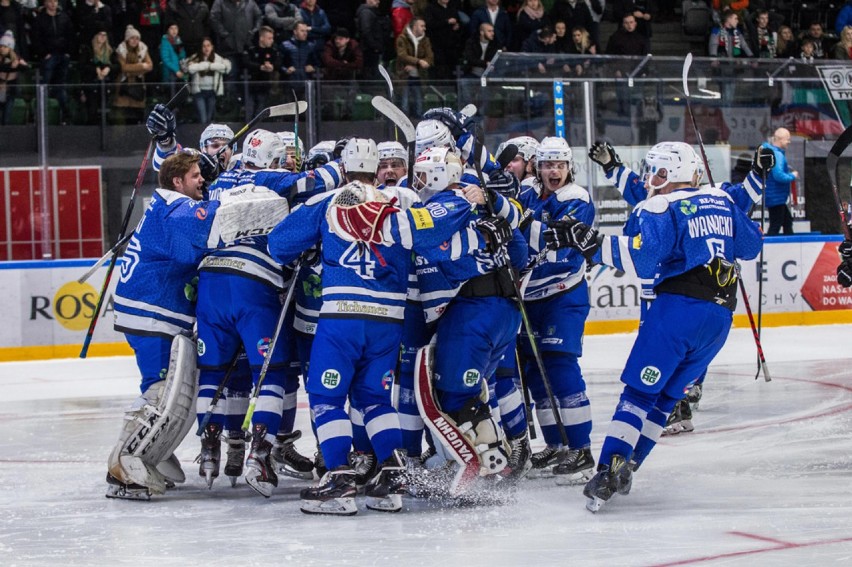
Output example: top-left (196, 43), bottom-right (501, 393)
top-left (276, 131), bottom-right (305, 172)
top-left (146, 104), bottom-right (234, 179)
top-left (838, 233), bottom-right (852, 288)
top-left (513, 137), bottom-right (596, 484)
top-left (107, 151), bottom-right (290, 500)
top-left (376, 141), bottom-right (408, 187)
top-left (544, 141), bottom-right (764, 512)
top-left (497, 136), bottom-right (540, 190)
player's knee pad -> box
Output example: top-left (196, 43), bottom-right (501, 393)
top-left (108, 334), bottom-right (198, 493)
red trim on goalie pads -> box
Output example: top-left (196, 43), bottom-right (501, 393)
top-left (413, 345), bottom-right (480, 496)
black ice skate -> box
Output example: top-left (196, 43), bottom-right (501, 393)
top-left (271, 430), bottom-right (315, 480)
top-left (244, 425), bottom-right (278, 498)
top-left (583, 454), bottom-right (629, 513)
top-left (105, 473), bottom-right (151, 501)
top-left (527, 445), bottom-right (569, 478)
top-left (365, 450), bottom-right (408, 512)
top-left (299, 466), bottom-right (358, 516)
top-left (686, 383), bottom-right (702, 410)
top-left (501, 434), bottom-right (532, 483)
top-left (314, 444), bottom-right (327, 478)
top-left (662, 399), bottom-right (694, 436)
top-left (224, 430), bottom-right (249, 487)
top-left (348, 450), bottom-right (378, 492)
top-left (196, 423), bottom-right (222, 489)
top-left (553, 447), bottom-right (595, 486)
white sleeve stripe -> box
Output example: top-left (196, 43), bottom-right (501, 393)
top-left (316, 167), bottom-right (334, 189)
top-left (450, 231), bottom-right (462, 258)
top-left (601, 236), bottom-right (614, 267)
top-left (618, 237), bottom-right (636, 276)
top-left (398, 213), bottom-right (413, 249)
top-left (466, 226), bottom-right (479, 256)
top-left (207, 213), bottom-right (221, 249)
top-left (743, 172), bottom-right (761, 204)
top-left (530, 220), bottom-right (543, 253)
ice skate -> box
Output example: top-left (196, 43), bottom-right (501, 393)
top-left (553, 447), bottom-right (595, 486)
top-left (501, 434), bottom-right (532, 483)
top-left (583, 455), bottom-right (628, 513)
top-left (224, 430), bottom-right (248, 487)
top-left (686, 383), bottom-right (702, 410)
top-left (527, 445), bottom-right (569, 478)
top-left (196, 423), bottom-right (222, 489)
top-left (314, 445), bottom-right (327, 479)
top-left (365, 450), bottom-right (408, 512)
top-left (299, 466), bottom-right (358, 516)
top-left (271, 430), bottom-right (314, 480)
top-left (348, 450), bottom-right (377, 492)
top-left (615, 460), bottom-right (636, 496)
top-left (244, 425), bottom-right (278, 498)
top-left (105, 473), bottom-right (151, 501)
top-left (662, 400), bottom-right (694, 436)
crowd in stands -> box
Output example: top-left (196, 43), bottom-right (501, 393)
top-left (1, 0), bottom-right (851, 125)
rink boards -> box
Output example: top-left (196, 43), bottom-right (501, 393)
top-left (0, 235), bottom-right (850, 361)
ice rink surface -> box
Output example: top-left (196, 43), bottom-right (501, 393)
top-left (1, 324), bottom-right (851, 566)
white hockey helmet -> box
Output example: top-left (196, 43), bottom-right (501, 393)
top-left (341, 137), bottom-right (379, 175)
top-left (377, 141), bottom-right (408, 166)
top-left (498, 136), bottom-right (539, 162)
top-left (308, 140), bottom-right (336, 161)
top-left (276, 131), bottom-right (305, 156)
top-left (536, 136), bottom-right (573, 164)
top-left (415, 119), bottom-right (455, 157)
top-left (199, 123), bottom-right (234, 149)
top-left (641, 141), bottom-right (703, 193)
top-left (243, 129), bottom-right (285, 169)
top-left (413, 146), bottom-right (463, 201)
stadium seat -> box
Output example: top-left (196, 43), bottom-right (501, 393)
top-left (351, 94), bottom-right (374, 120)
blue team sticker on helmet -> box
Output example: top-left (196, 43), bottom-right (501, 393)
top-left (381, 370), bottom-right (394, 390)
top-left (197, 338), bottom-right (206, 356)
top-left (640, 365), bottom-right (661, 386)
top-left (322, 369), bottom-right (341, 389)
top-left (257, 337), bottom-right (271, 356)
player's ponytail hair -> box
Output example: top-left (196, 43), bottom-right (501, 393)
top-left (159, 151), bottom-right (200, 190)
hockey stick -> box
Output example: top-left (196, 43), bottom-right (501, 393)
top-left (291, 89), bottom-right (301, 169)
top-left (77, 232), bottom-right (133, 284)
top-left (242, 258), bottom-right (303, 431)
top-left (826, 124), bottom-right (852, 239)
top-left (378, 65), bottom-right (398, 142)
top-left (223, 101), bottom-right (308, 159)
top-left (79, 85), bottom-right (190, 358)
top-left (196, 347), bottom-right (244, 436)
top-left (516, 348), bottom-right (537, 440)
top-left (755, 164), bottom-right (768, 379)
top-left (470, 132), bottom-right (570, 448)
top-left (682, 53), bottom-right (770, 382)
top-left (371, 95), bottom-right (416, 184)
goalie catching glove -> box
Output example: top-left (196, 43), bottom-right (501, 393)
top-left (588, 141), bottom-right (622, 174)
top-left (326, 181), bottom-right (400, 245)
top-left (544, 217), bottom-right (602, 261)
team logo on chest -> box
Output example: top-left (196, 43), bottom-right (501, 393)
top-left (639, 365), bottom-right (661, 386)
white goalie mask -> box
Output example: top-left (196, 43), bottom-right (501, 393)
top-left (341, 137), bottom-right (380, 175)
top-left (243, 129), bottom-right (285, 169)
top-left (412, 146), bottom-right (463, 202)
top-left (415, 119), bottom-right (455, 157)
top-left (640, 142), bottom-right (703, 194)
top-left (498, 136), bottom-right (539, 163)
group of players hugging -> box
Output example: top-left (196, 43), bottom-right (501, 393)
top-left (100, 99), bottom-right (852, 515)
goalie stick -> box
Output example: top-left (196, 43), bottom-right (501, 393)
top-left (79, 84), bottom-right (190, 358)
top-left (371, 95), bottom-right (416, 185)
top-left (682, 53), bottom-right (770, 382)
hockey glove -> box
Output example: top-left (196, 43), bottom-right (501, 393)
top-left (838, 238), bottom-right (852, 261)
top-left (588, 141), bottom-right (622, 174)
top-left (305, 150), bottom-right (333, 171)
top-left (517, 207), bottom-right (535, 232)
top-left (751, 146), bottom-right (775, 177)
top-left (486, 169), bottom-right (520, 200)
top-left (422, 107), bottom-right (473, 139)
top-left (197, 151), bottom-right (221, 183)
top-left (475, 215), bottom-right (513, 253)
top-left (838, 258), bottom-right (852, 288)
top-left (146, 104), bottom-right (176, 143)
top-left (545, 218), bottom-right (601, 261)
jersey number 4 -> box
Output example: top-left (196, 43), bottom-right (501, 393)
top-left (341, 242), bottom-right (376, 280)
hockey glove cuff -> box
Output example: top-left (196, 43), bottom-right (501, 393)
top-left (476, 215), bottom-right (513, 253)
top-left (545, 218), bottom-right (601, 261)
top-left (751, 146), bottom-right (775, 177)
top-left (589, 141), bottom-right (622, 174)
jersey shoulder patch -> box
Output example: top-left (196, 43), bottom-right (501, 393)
top-left (555, 183), bottom-right (591, 203)
top-left (410, 207), bottom-right (435, 229)
top-left (637, 194), bottom-right (670, 215)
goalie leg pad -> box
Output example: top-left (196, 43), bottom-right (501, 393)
top-left (108, 335), bottom-right (199, 493)
top-left (448, 396), bottom-right (509, 477)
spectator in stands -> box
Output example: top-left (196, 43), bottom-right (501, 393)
top-left (299, 0), bottom-right (331, 58)
top-left (211, 0), bottom-right (262, 91)
top-left (33, 0), bottom-right (74, 124)
top-left (611, 0), bottom-right (655, 39)
top-left (138, 0), bottom-right (165, 77)
top-left (113, 25), bottom-right (153, 125)
top-left (470, 0), bottom-right (513, 51)
top-left (281, 21), bottom-right (317, 82)
top-left (515, 0), bottom-right (545, 51)
top-left (356, 0), bottom-right (390, 81)
top-left (748, 9), bottom-right (776, 59)
top-left (521, 25), bottom-right (558, 73)
top-left (186, 37), bottom-right (230, 123)
top-left (0, 0), bottom-right (26, 58)
top-left (776, 25), bottom-right (797, 59)
top-left (264, 0), bottom-right (302, 43)
top-left (833, 25), bottom-right (852, 60)
top-left (160, 23), bottom-right (188, 88)
top-left (165, 0), bottom-right (211, 57)
top-left (78, 24), bottom-right (116, 124)
top-left (0, 30), bottom-right (26, 125)
top-left (74, 0), bottom-right (113, 57)
top-left (322, 26), bottom-right (363, 80)
top-left (799, 22), bottom-right (830, 59)
top-left (837, 0), bottom-right (852, 37)
top-left (242, 25), bottom-right (280, 118)
top-left (392, 0), bottom-right (414, 38)
top-left (566, 25), bottom-right (597, 54)
top-left (799, 37), bottom-right (817, 64)
top-left (550, 0), bottom-right (595, 44)
top-left (587, 0), bottom-right (605, 48)
top-left (424, 0), bottom-right (464, 79)
top-left (606, 14), bottom-right (648, 115)
top-left (708, 10), bottom-right (752, 58)
top-left (553, 20), bottom-right (571, 52)
top-left (762, 127), bottom-right (798, 235)
top-left (395, 16), bottom-right (432, 117)
top-left (463, 21), bottom-right (500, 77)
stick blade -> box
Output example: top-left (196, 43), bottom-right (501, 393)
top-left (459, 103), bottom-right (477, 118)
top-left (827, 124), bottom-right (852, 190)
top-left (267, 101), bottom-right (308, 118)
top-left (682, 52), bottom-right (693, 97)
top-left (371, 96), bottom-right (416, 143)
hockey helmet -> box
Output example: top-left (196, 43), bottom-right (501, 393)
top-left (341, 137), bottom-right (379, 175)
top-left (243, 129), bottom-right (285, 169)
top-left (199, 123), bottom-right (234, 149)
top-left (377, 141), bottom-right (408, 166)
top-left (413, 146), bottom-right (463, 201)
top-left (415, 119), bottom-right (455, 157)
top-left (640, 141), bottom-right (703, 193)
top-left (498, 136), bottom-right (539, 163)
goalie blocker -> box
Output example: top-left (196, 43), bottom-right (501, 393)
top-left (107, 334), bottom-right (199, 499)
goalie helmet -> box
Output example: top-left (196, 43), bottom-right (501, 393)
top-left (199, 123), bottom-right (234, 149)
top-left (498, 136), bottom-right (539, 162)
top-left (243, 129), bottom-right (284, 169)
top-left (415, 119), bottom-right (455, 157)
top-left (640, 141), bottom-right (703, 193)
top-left (341, 137), bottom-right (379, 174)
top-left (377, 141), bottom-right (408, 166)
top-left (413, 146), bottom-right (463, 202)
